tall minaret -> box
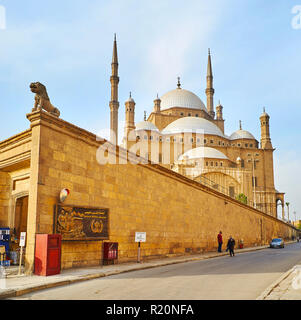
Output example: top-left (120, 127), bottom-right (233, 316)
top-left (260, 108), bottom-right (273, 149)
top-left (206, 49), bottom-right (215, 118)
top-left (109, 34), bottom-right (119, 145)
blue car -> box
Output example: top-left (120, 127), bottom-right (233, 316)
top-left (270, 238), bottom-right (284, 248)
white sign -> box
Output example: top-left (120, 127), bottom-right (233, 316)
top-left (19, 232), bottom-right (26, 247)
top-left (135, 232), bottom-right (146, 243)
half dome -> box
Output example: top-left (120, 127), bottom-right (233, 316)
top-left (162, 117), bottom-right (225, 137)
top-left (178, 147), bottom-right (229, 161)
top-left (135, 121), bottom-right (160, 132)
top-left (230, 129), bottom-right (256, 140)
top-left (160, 88), bottom-right (206, 111)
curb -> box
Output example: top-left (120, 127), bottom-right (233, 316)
top-left (256, 266), bottom-right (297, 300)
top-left (1, 242), bottom-right (295, 299)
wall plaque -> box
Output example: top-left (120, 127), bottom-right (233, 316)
top-left (54, 205), bottom-right (109, 241)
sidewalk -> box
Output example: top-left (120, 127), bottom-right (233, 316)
top-left (0, 242), bottom-right (294, 299)
top-left (257, 263), bottom-right (301, 300)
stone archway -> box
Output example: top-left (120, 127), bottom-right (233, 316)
top-left (276, 198), bottom-right (285, 220)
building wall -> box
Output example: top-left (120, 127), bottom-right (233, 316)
top-left (24, 110), bottom-right (297, 272)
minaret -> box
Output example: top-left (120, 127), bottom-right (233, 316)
top-left (206, 49), bottom-right (215, 118)
top-left (216, 100), bottom-right (223, 120)
top-left (153, 94), bottom-right (161, 113)
top-left (260, 107), bottom-right (273, 149)
top-left (124, 92), bottom-right (136, 139)
top-left (109, 34), bottom-right (119, 145)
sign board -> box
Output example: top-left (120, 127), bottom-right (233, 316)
top-left (135, 232), bottom-right (146, 243)
top-left (54, 205), bottom-right (109, 241)
top-left (19, 232), bottom-right (26, 247)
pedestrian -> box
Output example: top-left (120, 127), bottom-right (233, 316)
top-left (217, 231), bottom-right (223, 253)
top-left (227, 236), bottom-right (236, 257)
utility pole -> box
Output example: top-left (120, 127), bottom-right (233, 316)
top-left (286, 202), bottom-right (290, 223)
top-left (248, 154), bottom-right (259, 209)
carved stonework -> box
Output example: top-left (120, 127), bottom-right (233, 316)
top-left (30, 82), bottom-right (60, 117)
top-left (54, 205), bottom-right (109, 241)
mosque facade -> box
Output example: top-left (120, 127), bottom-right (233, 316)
top-left (107, 37), bottom-right (286, 219)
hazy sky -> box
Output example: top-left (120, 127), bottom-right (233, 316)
top-left (0, 0), bottom-right (300, 219)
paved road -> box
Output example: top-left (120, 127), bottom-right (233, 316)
top-left (13, 242), bottom-right (301, 300)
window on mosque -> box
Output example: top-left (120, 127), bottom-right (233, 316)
top-left (210, 162), bottom-right (213, 166)
top-left (188, 113), bottom-right (191, 116)
top-left (229, 187), bottom-right (235, 198)
top-left (215, 162), bottom-right (218, 166)
top-left (241, 159), bottom-right (245, 168)
top-left (195, 114), bottom-right (199, 117)
top-left (220, 162), bottom-right (223, 167)
top-left (252, 177), bottom-right (258, 187)
top-left (237, 143), bottom-right (241, 147)
top-left (210, 140), bottom-right (214, 144)
top-left (250, 144), bottom-right (253, 148)
top-left (206, 162), bottom-right (209, 166)
top-left (245, 144), bottom-right (248, 147)
top-left (180, 113), bottom-right (184, 116)
top-left (222, 142), bottom-right (225, 146)
top-left (204, 139), bottom-right (207, 144)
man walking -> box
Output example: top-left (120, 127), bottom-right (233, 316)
top-left (217, 231), bottom-right (223, 253)
top-left (227, 236), bottom-right (235, 257)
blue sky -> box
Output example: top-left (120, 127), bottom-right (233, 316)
top-left (0, 0), bottom-right (300, 219)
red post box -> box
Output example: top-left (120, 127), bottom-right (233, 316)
top-left (34, 234), bottom-right (61, 276)
top-left (103, 242), bottom-right (118, 265)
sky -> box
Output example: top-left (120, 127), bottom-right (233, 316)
top-left (0, 0), bottom-right (300, 219)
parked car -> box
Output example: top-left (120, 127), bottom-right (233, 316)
top-left (270, 238), bottom-right (284, 248)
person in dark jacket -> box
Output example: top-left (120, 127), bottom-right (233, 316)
top-left (217, 231), bottom-right (223, 252)
top-left (227, 236), bottom-right (235, 257)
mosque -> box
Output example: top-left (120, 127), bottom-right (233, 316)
top-left (108, 36), bottom-right (286, 219)
top-left (0, 35), bottom-right (294, 272)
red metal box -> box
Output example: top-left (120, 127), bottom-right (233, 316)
top-left (34, 234), bottom-right (61, 276)
top-left (103, 242), bottom-right (118, 262)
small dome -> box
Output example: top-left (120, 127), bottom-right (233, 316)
top-left (135, 121), bottom-right (159, 132)
top-left (162, 117), bottom-right (225, 137)
top-left (230, 130), bottom-right (256, 140)
top-left (160, 88), bottom-right (206, 111)
top-left (178, 147), bottom-right (228, 161)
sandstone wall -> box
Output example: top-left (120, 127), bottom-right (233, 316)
top-left (25, 111), bottom-right (297, 271)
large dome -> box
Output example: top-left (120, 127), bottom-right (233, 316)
top-left (160, 88), bottom-right (206, 111)
top-left (162, 117), bottom-right (225, 137)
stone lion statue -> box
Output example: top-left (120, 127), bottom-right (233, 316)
top-left (30, 82), bottom-right (60, 117)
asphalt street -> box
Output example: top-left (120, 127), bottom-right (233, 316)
top-left (12, 242), bottom-right (301, 300)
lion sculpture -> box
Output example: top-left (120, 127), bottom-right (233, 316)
top-left (30, 82), bottom-right (60, 117)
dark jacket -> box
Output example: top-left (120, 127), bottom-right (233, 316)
top-left (227, 238), bottom-right (235, 250)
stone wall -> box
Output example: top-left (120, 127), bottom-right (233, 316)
top-left (24, 111), bottom-right (297, 272)
top-left (0, 172), bottom-right (11, 226)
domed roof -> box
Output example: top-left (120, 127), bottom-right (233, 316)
top-left (162, 117), bottom-right (225, 137)
top-left (160, 88), bottom-right (206, 111)
top-left (230, 129), bottom-right (256, 140)
top-left (178, 147), bottom-right (229, 161)
top-left (135, 121), bottom-right (159, 132)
